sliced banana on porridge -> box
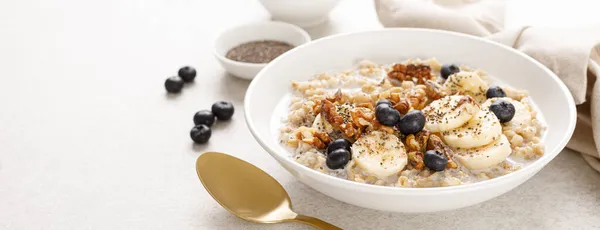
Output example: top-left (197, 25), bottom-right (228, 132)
top-left (423, 95), bottom-right (480, 132)
top-left (441, 107), bottom-right (502, 149)
top-left (443, 71), bottom-right (488, 103)
top-left (352, 131), bottom-right (407, 178)
top-left (482, 97), bottom-right (533, 129)
top-left (454, 134), bottom-right (512, 170)
top-left (312, 114), bottom-right (334, 134)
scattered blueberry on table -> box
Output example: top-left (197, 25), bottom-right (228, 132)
top-left (486, 86), bottom-right (507, 99)
top-left (489, 99), bottom-right (515, 123)
top-left (440, 64), bottom-right (460, 79)
top-left (164, 65), bottom-right (236, 144)
top-left (424, 150), bottom-right (448, 171)
top-left (212, 101), bottom-right (235, 120)
top-left (164, 76), bottom-right (184, 93)
top-left (375, 103), bottom-right (400, 126)
top-left (397, 110), bottom-right (425, 135)
top-left (193, 110), bottom-right (215, 127)
top-left (326, 138), bottom-right (352, 155)
top-left (164, 66), bottom-right (197, 93)
top-left (190, 124), bottom-right (212, 144)
top-left (178, 66), bottom-right (197, 83)
top-left (326, 148), bottom-right (351, 169)
top-left (189, 101), bottom-right (235, 144)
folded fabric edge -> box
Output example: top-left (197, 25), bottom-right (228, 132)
top-left (582, 155), bottom-right (600, 173)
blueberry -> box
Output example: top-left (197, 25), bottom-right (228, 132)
top-left (164, 76), bottom-right (184, 93)
top-left (326, 139), bottom-right (352, 155)
top-left (440, 64), bottom-right (460, 79)
top-left (489, 100), bottom-right (515, 123)
top-left (375, 104), bottom-right (400, 126)
top-left (424, 150), bottom-right (448, 171)
top-left (190, 125), bottom-right (211, 144)
top-left (486, 86), bottom-right (506, 99)
top-left (178, 66), bottom-right (197, 83)
top-left (376, 99), bottom-right (393, 107)
top-left (397, 110), bottom-right (425, 135)
top-left (193, 110), bottom-right (215, 126)
top-left (211, 101), bottom-right (235, 120)
top-left (326, 148), bottom-right (351, 169)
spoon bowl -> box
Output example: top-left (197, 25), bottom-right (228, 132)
top-left (196, 152), bottom-right (341, 229)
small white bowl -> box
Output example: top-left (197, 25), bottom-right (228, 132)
top-left (258, 0), bottom-right (340, 28)
top-left (214, 21), bottom-right (311, 80)
top-left (245, 29), bottom-right (577, 213)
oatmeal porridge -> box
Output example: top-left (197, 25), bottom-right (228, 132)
top-left (277, 58), bottom-right (545, 188)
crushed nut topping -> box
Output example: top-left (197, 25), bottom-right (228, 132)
top-left (321, 100), bottom-right (357, 138)
top-left (318, 97), bottom-right (376, 140)
top-left (387, 63), bottom-right (436, 85)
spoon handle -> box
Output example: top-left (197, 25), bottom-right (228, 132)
top-left (291, 214), bottom-right (342, 230)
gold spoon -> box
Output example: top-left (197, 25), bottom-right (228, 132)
top-left (196, 152), bottom-right (342, 230)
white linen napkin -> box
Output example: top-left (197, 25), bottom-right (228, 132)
top-left (375, 0), bottom-right (600, 172)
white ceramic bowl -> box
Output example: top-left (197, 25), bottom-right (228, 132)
top-left (214, 21), bottom-right (311, 80)
top-left (258, 0), bottom-right (340, 28)
top-left (244, 29), bottom-right (577, 213)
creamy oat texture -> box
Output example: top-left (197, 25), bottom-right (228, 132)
top-left (278, 59), bottom-right (545, 188)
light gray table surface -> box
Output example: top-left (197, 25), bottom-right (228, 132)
top-left (0, 0), bottom-right (599, 229)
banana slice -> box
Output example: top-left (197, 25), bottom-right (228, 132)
top-left (454, 134), bottom-right (512, 170)
top-left (312, 114), bottom-right (334, 134)
top-left (423, 95), bottom-right (480, 132)
top-left (443, 71), bottom-right (488, 103)
top-left (482, 97), bottom-right (533, 129)
top-left (352, 131), bottom-right (407, 178)
top-left (441, 107), bottom-right (502, 149)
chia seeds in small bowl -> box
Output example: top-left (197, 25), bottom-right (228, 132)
top-left (214, 21), bottom-right (311, 80)
top-left (226, 40), bottom-right (295, 64)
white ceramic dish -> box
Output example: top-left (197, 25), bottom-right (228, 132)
top-left (214, 21), bottom-right (311, 80)
top-left (244, 29), bottom-right (577, 213)
top-left (258, 0), bottom-right (340, 28)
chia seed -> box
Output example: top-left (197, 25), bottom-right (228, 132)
top-left (225, 40), bottom-right (294, 64)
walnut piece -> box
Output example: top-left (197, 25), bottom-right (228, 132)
top-left (405, 130), bottom-right (432, 170)
top-left (313, 131), bottom-right (332, 149)
top-left (372, 120), bottom-right (396, 134)
top-left (392, 98), bottom-right (411, 115)
top-left (408, 151), bottom-right (425, 170)
top-left (349, 107), bottom-right (374, 138)
top-left (387, 64), bottom-right (435, 85)
top-left (381, 91), bottom-right (411, 114)
top-left (427, 134), bottom-right (459, 169)
top-left (327, 89), bottom-right (345, 103)
top-left (406, 130), bottom-right (431, 152)
top-left (407, 85), bottom-right (428, 110)
top-left (355, 102), bottom-right (374, 110)
top-left (425, 80), bottom-right (446, 100)
top-left (321, 100), bottom-right (343, 125)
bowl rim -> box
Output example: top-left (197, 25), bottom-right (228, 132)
top-left (244, 28), bottom-right (577, 193)
top-left (213, 21), bottom-right (312, 68)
